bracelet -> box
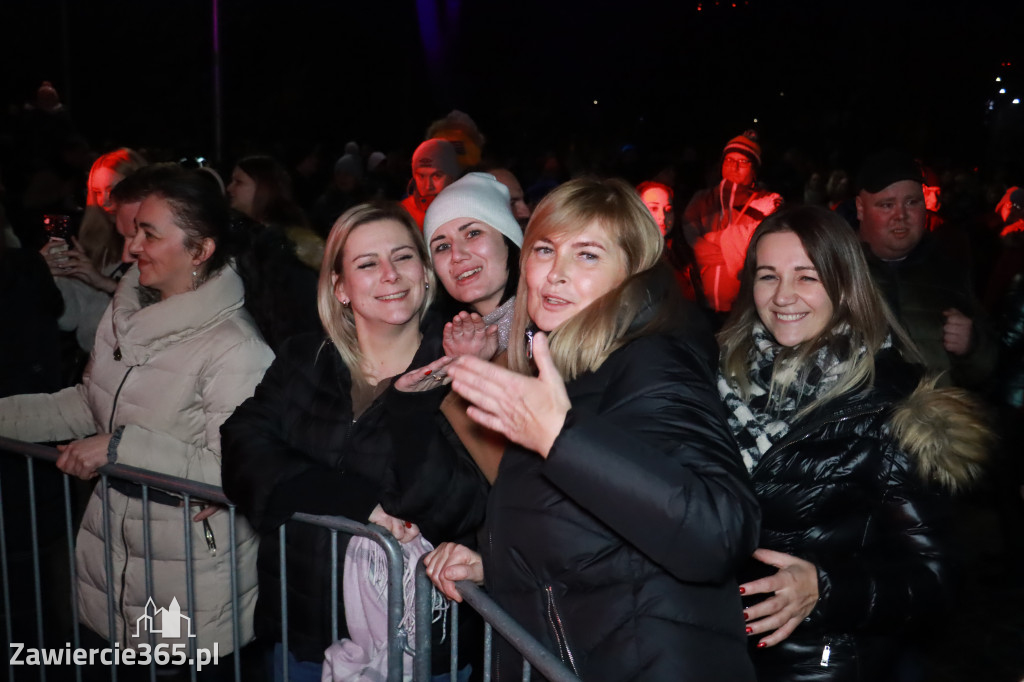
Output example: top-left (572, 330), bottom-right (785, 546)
top-left (107, 425), bottom-right (125, 463)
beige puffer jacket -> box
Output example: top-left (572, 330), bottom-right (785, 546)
top-left (0, 263), bottom-right (274, 654)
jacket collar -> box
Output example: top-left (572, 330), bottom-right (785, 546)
top-left (111, 263), bottom-right (246, 365)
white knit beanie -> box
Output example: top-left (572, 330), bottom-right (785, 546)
top-left (423, 172), bottom-right (524, 253)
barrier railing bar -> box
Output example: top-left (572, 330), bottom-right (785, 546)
top-left (0, 469), bottom-right (13, 682)
top-left (228, 505), bottom-right (241, 682)
top-left (279, 523), bottom-right (288, 682)
top-left (4, 440), bottom-right (418, 682)
top-left (482, 622), bottom-right (492, 682)
top-left (141, 485), bottom-right (156, 682)
top-left (99, 474), bottom-right (117, 682)
top-left (450, 599), bottom-right (459, 682)
top-left (413, 560), bottom-right (432, 682)
top-left (182, 494), bottom-right (198, 682)
top-left (26, 458), bottom-right (48, 682)
top-left (330, 529), bottom-right (339, 644)
top-left (61, 473), bottom-right (83, 682)
top-left (454, 582), bottom-right (579, 682)
top-left (0, 437), bottom-right (228, 507)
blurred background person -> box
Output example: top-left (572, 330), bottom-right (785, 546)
top-left (39, 148), bottom-right (146, 382)
top-left (400, 139), bottom-right (460, 229)
top-left (683, 131), bottom-right (783, 316)
top-left (227, 154), bottom-right (324, 270)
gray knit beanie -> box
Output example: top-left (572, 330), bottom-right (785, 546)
top-left (423, 172), bottom-right (524, 254)
top-left (411, 139), bottom-right (460, 181)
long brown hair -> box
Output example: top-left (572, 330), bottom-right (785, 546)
top-left (718, 204), bottom-right (918, 415)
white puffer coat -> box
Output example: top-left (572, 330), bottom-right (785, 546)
top-left (0, 263), bottom-right (274, 654)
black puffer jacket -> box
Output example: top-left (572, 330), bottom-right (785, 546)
top-left (745, 351), bottom-right (988, 681)
top-left (220, 325), bottom-right (488, 662)
top-left (483, 295), bottom-right (760, 681)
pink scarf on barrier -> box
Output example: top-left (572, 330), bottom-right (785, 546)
top-left (322, 535), bottom-right (444, 682)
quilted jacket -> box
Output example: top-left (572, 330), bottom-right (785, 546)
top-left (0, 264), bottom-right (273, 654)
top-left (483, 287), bottom-right (761, 681)
top-left (744, 351), bottom-right (989, 681)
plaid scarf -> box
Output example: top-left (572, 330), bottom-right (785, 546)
top-left (718, 323), bottom-right (866, 473)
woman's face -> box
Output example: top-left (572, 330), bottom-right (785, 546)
top-left (640, 187), bottom-right (672, 236)
top-left (753, 231), bottom-right (834, 347)
top-left (335, 219), bottom-right (429, 332)
top-left (226, 167), bottom-right (257, 217)
top-left (525, 221), bottom-right (628, 333)
top-left (129, 196), bottom-right (209, 300)
top-left (88, 167), bottom-right (124, 215)
top-left (429, 218), bottom-right (509, 316)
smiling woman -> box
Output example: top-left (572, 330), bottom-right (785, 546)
top-left (425, 178), bottom-right (761, 681)
top-left (716, 205), bottom-right (990, 681)
top-left (221, 202), bottom-right (487, 680)
top-left (0, 168), bottom-right (275, 662)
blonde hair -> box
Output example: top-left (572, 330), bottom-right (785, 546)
top-left (317, 203), bottom-right (435, 383)
top-left (718, 205), bottom-right (919, 417)
top-left (80, 148), bottom-right (147, 269)
top-left (507, 178), bottom-right (666, 380)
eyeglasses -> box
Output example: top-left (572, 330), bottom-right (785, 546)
top-left (723, 156), bottom-right (752, 169)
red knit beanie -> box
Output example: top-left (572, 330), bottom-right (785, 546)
top-left (722, 130), bottom-right (761, 167)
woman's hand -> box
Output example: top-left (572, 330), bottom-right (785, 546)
top-left (423, 542), bottom-right (484, 602)
top-left (368, 504), bottom-right (421, 544)
top-left (740, 548), bottom-right (819, 648)
top-left (448, 332), bottom-right (569, 458)
top-left (394, 356), bottom-right (454, 393)
top-left (59, 238), bottom-right (117, 293)
top-left (443, 311), bottom-right (499, 361)
top-left (40, 238), bottom-right (70, 275)
top-left (56, 434), bottom-right (113, 480)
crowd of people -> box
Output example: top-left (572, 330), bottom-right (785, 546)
top-left (1, 86), bottom-right (1022, 682)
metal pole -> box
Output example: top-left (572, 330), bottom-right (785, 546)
top-left (211, 0), bottom-right (223, 164)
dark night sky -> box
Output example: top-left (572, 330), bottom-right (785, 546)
top-left (1, 0), bottom-right (1022, 173)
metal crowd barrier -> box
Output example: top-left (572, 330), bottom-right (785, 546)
top-left (0, 436), bottom-right (578, 682)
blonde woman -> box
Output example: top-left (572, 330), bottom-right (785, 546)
top-left (221, 203), bottom-right (487, 681)
top-left (40, 148), bottom-right (146, 355)
top-left (425, 178), bottom-right (760, 681)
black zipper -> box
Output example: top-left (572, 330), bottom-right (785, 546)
top-left (107, 365), bottom-right (134, 433)
top-left (545, 585), bottom-right (579, 677)
top-left (118, 506), bottom-right (130, 646)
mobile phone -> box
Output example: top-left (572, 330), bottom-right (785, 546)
top-left (43, 214), bottom-right (73, 241)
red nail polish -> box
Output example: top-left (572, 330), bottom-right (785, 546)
top-left (757, 642), bottom-right (767, 649)
top-left (745, 627), bottom-right (752, 634)
top-left (739, 587), bottom-right (746, 595)
top-left (424, 369), bottom-right (432, 376)
top-left (743, 612), bottom-right (749, 620)
top-left (405, 521), bottom-right (412, 528)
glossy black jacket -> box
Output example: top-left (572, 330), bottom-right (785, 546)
top-left (483, 294), bottom-right (761, 682)
top-left (746, 351), bottom-right (988, 681)
top-left (220, 328), bottom-right (488, 662)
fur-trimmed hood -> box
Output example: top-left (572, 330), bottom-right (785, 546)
top-left (889, 376), bottom-right (992, 494)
